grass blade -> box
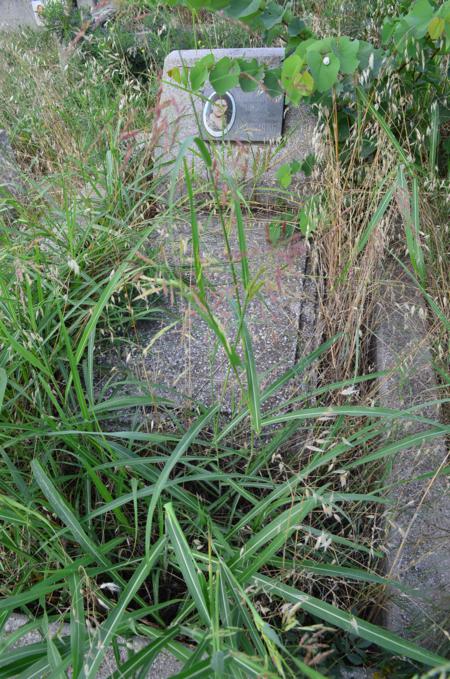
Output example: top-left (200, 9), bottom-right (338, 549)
top-left (165, 502), bottom-right (211, 626)
top-left (356, 179), bottom-right (395, 255)
top-left (31, 460), bottom-right (109, 568)
top-left (217, 335), bottom-right (341, 443)
top-left (70, 570), bottom-right (85, 679)
top-left (240, 316), bottom-right (261, 435)
top-left (429, 101), bottom-right (439, 177)
top-left (344, 427), bottom-right (448, 469)
top-left (145, 405), bottom-right (219, 552)
top-left (0, 367), bottom-right (6, 411)
top-left (358, 87), bottom-right (411, 167)
top-left (81, 538), bottom-right (166, 679)
top-left (262, 404), bottom-right (445, 428)
top-left (0, 319), bottom-right (51, 378)
top-left (231, 498), bottom-right (317, 572)
top-left (184, 158), bottom-right (205, 297)
top-left (107, 629), bottom-right (179, 679)
top-left (74, 225), bottom-right (154, 365)
top-left (253, 574), bottom-right (447, 667)
top-left (396, 166), bottom-right (425, 285)
top-left (234, 198), bottom-right (249, 291)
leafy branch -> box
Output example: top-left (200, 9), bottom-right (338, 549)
top-left (166, 0), bottom-right (449, 106)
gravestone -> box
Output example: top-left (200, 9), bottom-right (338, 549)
top-left (153, 48), bottom-right (316, 207)
top-left (0, 1), bottom-right (39, 29)
top-left (127, 49), bottom-right (319, 415)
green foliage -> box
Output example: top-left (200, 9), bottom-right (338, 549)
top-left (281, 53), bottom-right (314, 102)
top-left (189, 53), bottom-right (215, 90)
top-left (41, 0), bottom-right (83, 42)
top-left (306, 46), bottom-right (340, 92)
top-left (0, 2), bottom-right (449, 677)
top-left (173, 0), bottom-right (449, 136)
top-left (238, 57), bottom-right (265, 91)
top-left (210, 55), bottom-right (241, 93)
top-left (275, 154), bottom-right (316, 188)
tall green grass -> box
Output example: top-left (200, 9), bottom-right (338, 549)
top-left (1, 154), bottom-right (448, 675)
top-left (0, 6), bottom-right (449, 679)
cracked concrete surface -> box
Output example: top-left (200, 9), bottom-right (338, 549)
top-left (128, 216), bottom-right (319, 413)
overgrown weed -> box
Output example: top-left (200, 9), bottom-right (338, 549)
top-left (0, 1), bottom-right (448, 677)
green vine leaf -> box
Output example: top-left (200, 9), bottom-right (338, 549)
top-left (276, 162), bottom-right (293, 188)
top-left (307, 49), bottom-right (340, 92)
top-left (167, 66), bottom-right (181, 83)
top-left (281, 53), bottom-right (314, 103)
top-left (210, 56), bottom-right (241, 94)
top-left (381, 18), bottom-right (395, 45)
top-left (263, 68), bottom-right (283, 98)
top-left (259, 1), bottom-right (284, 29)
top-left (225, 0), bottom-right (262, 19)
top-left (405, 0), bottom-right (435, 38)
top-left (428, 16), bottom-right (445, 39)
top-left (238, 58), bottom-right (264, 92)
top-left (288, 17), bottom-right (307, 36)
top-left (332, 37), bottom-right (360, 75)
top-left (295, 37), bottom-right (317, 60)
top-left (189, 53), bottom-right (214, 91)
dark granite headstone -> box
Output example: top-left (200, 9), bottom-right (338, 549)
top-left (200, 85), bottom-right (284, 142)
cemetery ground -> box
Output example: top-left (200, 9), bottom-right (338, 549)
top-left (0, 2), bottom-right (449, 678)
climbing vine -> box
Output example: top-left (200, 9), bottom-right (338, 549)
top-left (166, 0), bottom-right (449, 138)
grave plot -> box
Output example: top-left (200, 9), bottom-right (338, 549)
top-left (0, 7), bottom-right (448, 674)
top-left (126, 48), bottom-right (320, 415)
top-left (109, 48), bottom-right (450, 653)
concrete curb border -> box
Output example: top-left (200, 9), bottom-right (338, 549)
top-left (3, 614), bottom-right (183, 678)
top-left (375, 263), bottom-right (450, 650)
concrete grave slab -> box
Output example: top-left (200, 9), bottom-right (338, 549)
top-left (126, 216), bottom-right (318, 413)
top-left (375, 264), bottom-right (450, 649)
top-left (152, 48), bottom-right (317, 207)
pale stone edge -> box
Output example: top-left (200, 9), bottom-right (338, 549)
top-left (375, 263), bottom-right (450, 649)
top-left (3, 614), bottom-right (182, 678)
